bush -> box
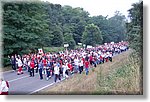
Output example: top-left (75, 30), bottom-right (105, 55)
top-left (43, 47), bottom-right (65, 53)
top-left (3, 57), bottom-right (10, 67)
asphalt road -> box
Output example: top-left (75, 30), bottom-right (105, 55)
top-left (3, 69), bottom-right (66, 95)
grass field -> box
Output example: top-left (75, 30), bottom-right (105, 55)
top-left (36, 49), bottom-right (142, 95)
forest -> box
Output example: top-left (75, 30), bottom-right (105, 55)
top-left (2, 1), bottom-right (142, 66)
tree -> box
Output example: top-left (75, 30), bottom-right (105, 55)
top-left (107, 11), bottom-right (127, 42)
top-left (87, 13), bottom-right (127, 43)
top-left (82, 24), bottom-right (103, 46)
top-left (61, 6), bottom-right (89, 44)
top-left (51, 26), bottom-right (64, 47)
top-left (2, 2), bottom-right (52, 66)
top-left (64, 33), bottom-right (76, 49)
top-left (127, 1), bottom-right (143, 57)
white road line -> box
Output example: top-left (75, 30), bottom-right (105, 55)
top-left (8, 75), bottom-right (29, 82)
top-left (29, 78), bottom-right (66, 94)
top-left (8, 73), bottom-right (38, 82)
top-left (29, 82), bottom-right (55, 94)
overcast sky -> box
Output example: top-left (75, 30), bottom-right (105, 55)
top-left (41, 0), bottom-right (140, 19)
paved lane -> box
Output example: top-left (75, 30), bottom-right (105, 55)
top-left (2, 70), bottom-right (65, 95)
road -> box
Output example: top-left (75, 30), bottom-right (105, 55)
top-left (2, 70), bottom-right (66, 95)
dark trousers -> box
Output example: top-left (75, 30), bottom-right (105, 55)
top-left (35, 65), bottom-right (38, 73)
top-left (54, 74), bottom-right (61, 82)
top-left (94, 62), bottom-right (97, 67)
top-left (103, 58), bottom-right (105, 63)
top-left (39, 69), bottom-right (43, 79)
top-left (65, 70), bottom-right (68, 75)
top-left (109, 57), bottom-right (112, 62)
top-left (27, 66), bottom-right (30, 72)
top-left (12, 64), bottom-right (16, 71)
top-left (30, 68), bottom-right (34, 77)
top-left (46, 69), bottom-right (50, 77)
top-left (79, 66), bottom-right (83, 74)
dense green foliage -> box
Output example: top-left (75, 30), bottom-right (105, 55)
top-left (82, 23), bottom-right (103, 46)
top-left (88, 12), bottom-right (127, 43)
top-left (126, 1), bottom-right (143, 92)
top-left (127, 1), bottom-right (143, 57)
top-left (2, 1), bottom-right (127, 66)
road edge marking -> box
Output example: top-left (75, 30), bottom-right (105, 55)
top-left (29, 78), bottom-right (66, 95)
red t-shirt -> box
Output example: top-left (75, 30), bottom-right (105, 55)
top-left (89, 56), bottom-right (93, 61)
top-left (85, 61), bottom-right (89, 68)
top-left (100, 55), bottom-right (103, 60)
top-left (67, 63), bottom-right (73, 71)
top-left (43, 59), bottom-right (47, 66)
top-left (30, 61), bottom-right (35, 69)
top-left (59, 60), bottom-right (62, 66)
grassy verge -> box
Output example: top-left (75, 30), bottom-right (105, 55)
top-left (35, 49), bottom-right (142, 95)
top-left (2, 66), bottom-right (12, 72)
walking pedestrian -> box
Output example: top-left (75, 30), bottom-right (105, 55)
top-left (54, 63), bottom-right (61, 83)
top-left (38, 59), bottom-right (44, 80)
top-left (0, 78), bottom-right (9, 95)
top-left (17, 57), bottom-right (23, 75)
top-left (62, 62), bottom-right (69, 78)
top-left (84, 59), bottom-right (90, 75)
top-left (30, 60), bottom-right (35, 77)
top-left (79, 57), bottom-right (84, 74)
top-left (10, 55), bottom-right (16, 71)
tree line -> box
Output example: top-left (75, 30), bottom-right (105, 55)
top-left (127, 1), bottom-right (143, 58)
top-left (3, 1), bottom-right (128, 66)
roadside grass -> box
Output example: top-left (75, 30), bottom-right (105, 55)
top-left (95, 51), bottom-right (142, 94)
top-left (35, 49), bottom-right (142, 95)
top-left (96, 62), bottom-right (141, 94)
top-left (2, 66), bottom-right (12, 72)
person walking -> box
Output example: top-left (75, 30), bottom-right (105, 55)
top-left (34, 57), bottom-right (38, 73)
top-left (67, 61), bottom-right (73, 75)
top-left (54, 62), bottom-right (61, 83)
top-left (17, 57), bottom-right (23, 75)
top-left (74, 56), bottom-right (79, 73)
top-left (46, 60), bottom-right (51, 80)
top-left (38, 59), bottom-right (44, 80)
top-left (62, 62), bottom-right (69, 78)
top-left (10, 55), bottom-right (16, 71)
top-left (79, 57), bottom-right (84, 74)
top-left (0, 78), bottom-right (9, 95)
top-left (30, 60), bottom-right (35, 77)
top-left (84, 59), bottom-right (90, 75)
top-left (42, 58), bottom-right (47, 78)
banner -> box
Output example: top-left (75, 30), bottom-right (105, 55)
top-left (38, 48), bottom-right (43, 54)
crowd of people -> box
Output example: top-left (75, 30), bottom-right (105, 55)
top-left (9, 41), bottom-right (129, 83)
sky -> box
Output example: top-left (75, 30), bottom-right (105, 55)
top-left (41, 0), bottom-right (140, 19)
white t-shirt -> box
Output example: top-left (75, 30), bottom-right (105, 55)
top-left (74, 59), bottom-right (79, 66)
top-left (54, 65), bottom-right (60, 75)
top-left (0, 81), bottom-right (9, 92)
top-left (62, 65), bottom-right (68, 72)
top-left (109, 53), bottom-right (112, 57)
top-left (79, 60), bottom-right (83, 67)
top-left (18, 59), bottom-right (23, 67)
top-left (23, 58), bottom-right (27, 65)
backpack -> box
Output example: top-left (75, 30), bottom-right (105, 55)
top-left (6, 81), bottom-right (9, 88)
